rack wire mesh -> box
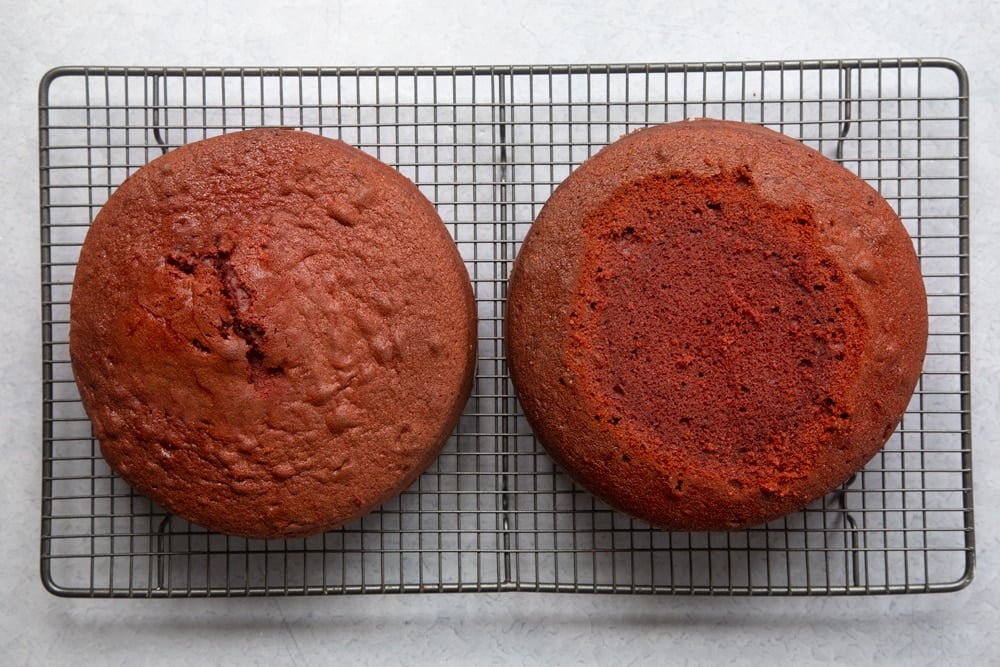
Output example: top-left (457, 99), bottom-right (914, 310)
top-left (39, 60), bottom-right (973, 597)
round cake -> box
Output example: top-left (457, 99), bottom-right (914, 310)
top-left (70, 128), bottom-right (477, 539)
top-left (506, 119), bottom-right (927, 531)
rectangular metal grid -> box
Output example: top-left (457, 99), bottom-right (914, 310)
top-left (39, 60), bottom-right (973, 597)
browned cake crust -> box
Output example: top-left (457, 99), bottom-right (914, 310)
top-left (70, 128), bottom-right (477, 539)
top-left (506, 119), bottom-right (927, 531)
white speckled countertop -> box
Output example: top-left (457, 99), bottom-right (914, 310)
top-left (2, 1), bottom-right (997, 664)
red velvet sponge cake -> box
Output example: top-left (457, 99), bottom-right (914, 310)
top-left (70, 128), bottom-right (477, 539)
top-left (506, 119), bottom-right (927, 531)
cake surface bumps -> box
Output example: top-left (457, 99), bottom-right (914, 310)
top-left (70, 128), bottom-right (477, 539)
top-left (506, 119), bottom-right (927, 531)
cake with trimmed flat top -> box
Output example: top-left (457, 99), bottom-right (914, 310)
top-left (506, 119), bottom-right (927, 531)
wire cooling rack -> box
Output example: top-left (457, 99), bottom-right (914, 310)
top-left (39, 60), bottom-right (973, 597)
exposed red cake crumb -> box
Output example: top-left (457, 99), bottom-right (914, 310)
top-left (507, 119), bottom-right (927, 531)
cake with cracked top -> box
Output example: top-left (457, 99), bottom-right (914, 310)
top-left (70, 128), bottom-right (477, 539)
top-left (506, 119), bottom-right (927, 531)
